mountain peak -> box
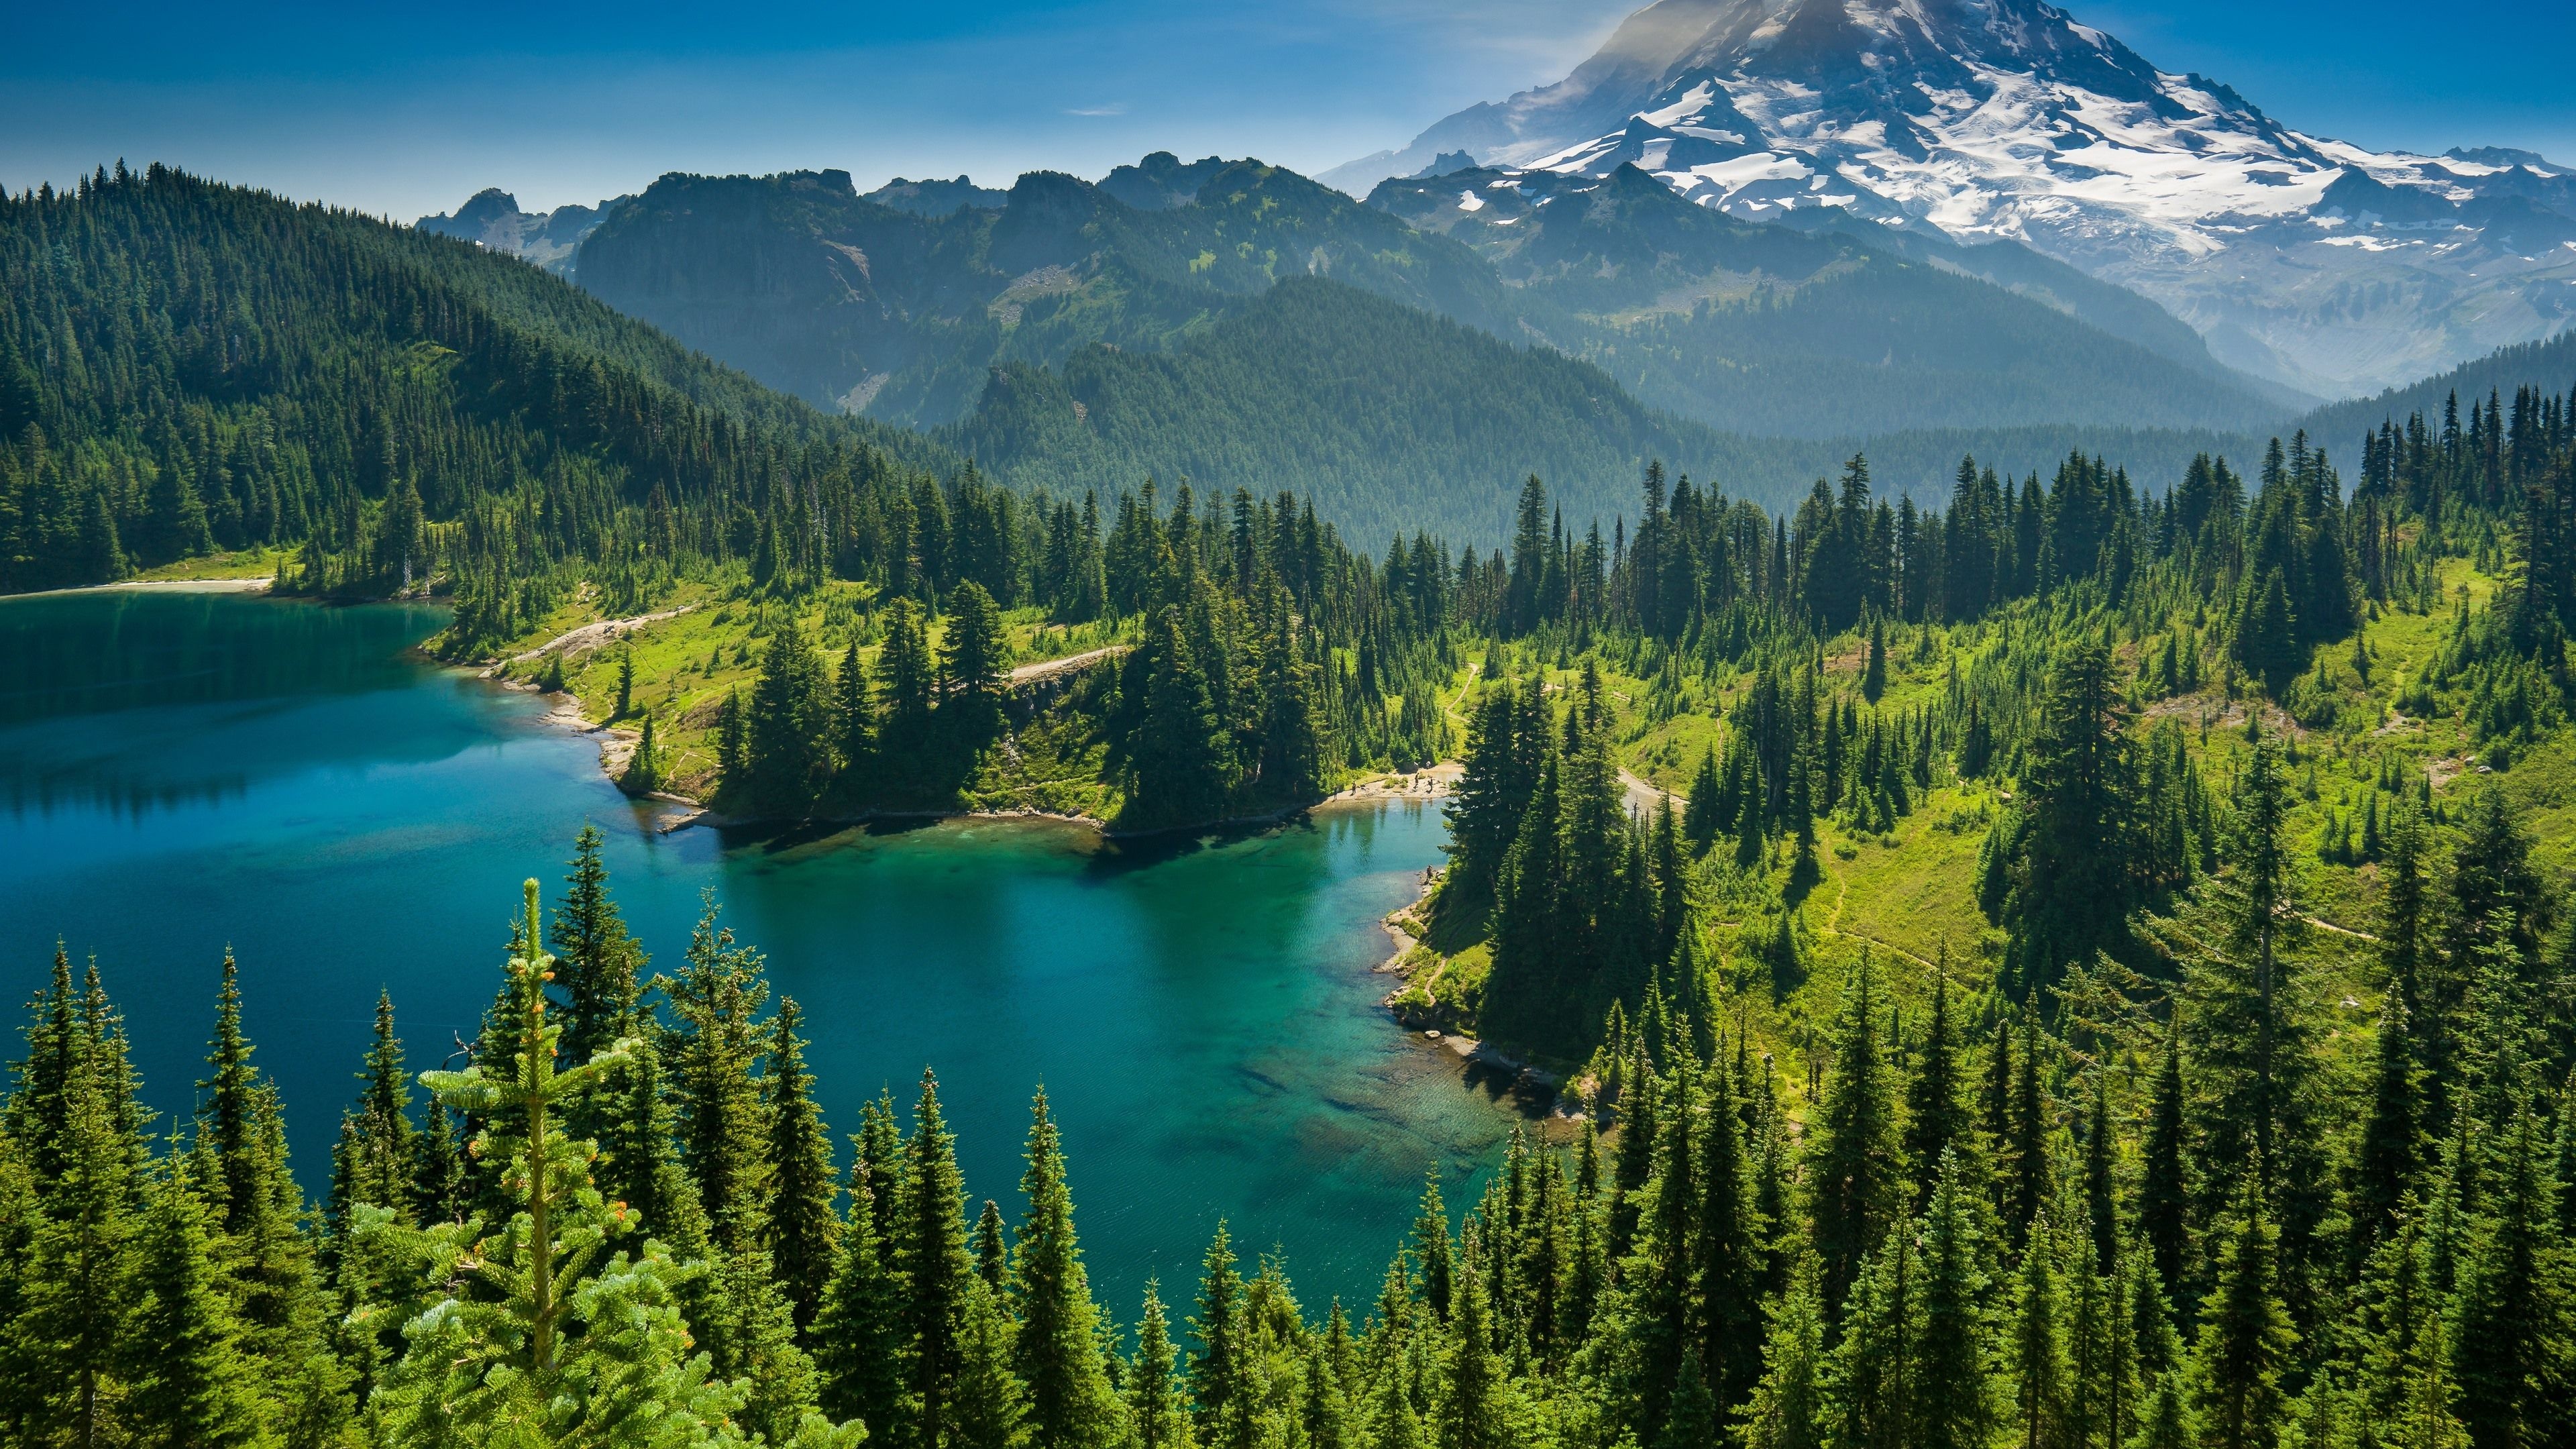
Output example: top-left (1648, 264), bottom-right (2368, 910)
top-left (1334, 0), bottom-right (2576, 397)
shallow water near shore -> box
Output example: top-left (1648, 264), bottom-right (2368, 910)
top-left (0, 588), bottom-right (1541, 1311)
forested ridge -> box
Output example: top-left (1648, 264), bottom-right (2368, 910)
top-left (0, 162), bottom-right (945, 614)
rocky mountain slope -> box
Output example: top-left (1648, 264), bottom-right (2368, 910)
top-left (415, 187), bottom-right (625, 274)
top-left (1326, 0), bottom-right (2576, 398)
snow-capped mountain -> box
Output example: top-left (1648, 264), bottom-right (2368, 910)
top-left (415, 189), bottom-right (627, 275)
top-left (1324, 0), bottom-right (2576, 398)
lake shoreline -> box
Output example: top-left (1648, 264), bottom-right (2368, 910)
top-left (5, 575), bottom-right (280, 600)
top-left (498, 671), bottom-right (1461, 841)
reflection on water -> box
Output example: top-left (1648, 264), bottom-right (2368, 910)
top-left (0, 591), bottom-right (462, 816)
top-left (0, 588), bottom-right (1536, 1312)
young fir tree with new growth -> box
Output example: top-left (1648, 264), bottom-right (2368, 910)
top-left (364, 880), bottom-right (859, 1449)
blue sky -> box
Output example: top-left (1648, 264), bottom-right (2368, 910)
top-left (5, 1), bottom-right (2570, 219)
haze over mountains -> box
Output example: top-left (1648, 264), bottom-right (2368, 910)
top-left (1324, 0), bottom-right (2576, 400)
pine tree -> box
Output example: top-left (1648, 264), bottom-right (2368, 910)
top-left (196, 948), bottom-right (264, 1236)
top-left (1012, 1090), bottom-right (1121, 1449)
top-left (7, 943), bottom-right (80, 1181)
top-left (764, 998), bottom-right (840, 1336)
top-left (899, 1068), bottom-right (976, 1449)
top-left (125, 1166), bottom-right (262, 1449)
top-left (1697, 1059), bottom-right (1764, 1412)
top-left (1684, 747), bottom-right (1725, 854)
top-left (1189, 1224), bottom-right (1250, 1449)
top-left (1660, 1354), bottom-right (1721, 1449)
top-left (1903, 961), bottom-right (1972, 1209)
top-left (1742, 1254), bottom-right (1827, 1449)
top-left (879, 598), bottom-right (936, 752)
top-left (1864, 616), bottom-right (1887, 702)
top-left (1811, 951), bottom-right (1902, 1313)
top-left (1368, 1352), bottom-right (1426, 1449)
top-left (1825, 1223), bottom-right (1915, 1449)
top-left (720, 686), bottom-right (748, 784)
top-left (2448, 1101), bottom-right (2568, 1449)
top-left (2004, 1010), bottom-right (2053, 1248)
top-left (592, 1014), bottom-right (709, 1254)
top-left (749, 609), bottom-right (832, 811)
top-left (2349, 993), bottom-right (2419, 1273)
top-left (413, 1098), bottom-right (467, 1226)
top-left (1126, 1280), bottom-right (1196, 1449)
top-left (1131, 606), bottom-right (1233, 826)
top-left (20, 1010), bottom-right (139, 1449)
top-left (951, 1277), bottom-right (1032, 1449)
top-left (1303, 1337), bottom-right (1353, 1449)
top-left (975, 1199), bottom-right (1009, 1291)
top-left (1913, 1152), bottom-right (1998, 1449)
top-left (1998, 639), bottom-right (2134, 994)
top-left (549, 824), bottom-right (645, 1070)
top-left (332, 989), bottom-right (416, 1235)
top-left (941, 581), bottom-right (1010, 705)
top-left (2175, 729), bottom-right (2326, 1307)
top-left (2188, 1179), bottom-right (2297, 1449)
top-left (1436, 1231), bottom-right (1509, 1449)
top-left (2139, 1021), bottom-right (2189, 1299)
top-left (2008, 1216), bottom-right (2072, 1449)
top-left (814, 1177), bottom-right (906, 1439)
top-left (1413, 1173), bottom-right (1454, 1324)
top-left (659, 895), bottom-right (773, 1254)
top-left (2084, 1071), bottom-right (2119, 1275)
top-left (624, 713), bottom-right (665, 794)
top-left (836, 639), bottom-right (876, 790)
top-left (707, 1244), bottom-right (827, 1446)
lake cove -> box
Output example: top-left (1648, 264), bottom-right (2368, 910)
top-left (0, 588), bottom-right (1547, 1312)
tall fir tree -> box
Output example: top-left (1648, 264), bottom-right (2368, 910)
top-left (1809, 951), bottom-right (1902, 1314)
top-left (1010, 1090), bottom-right (1122, 1449)
top-left (898, 1069), bottom-right (975, 1449)
top-left (1126, 1280), bottom-right (1195, 1449)
top-left (763, 998), bottom-right (840, 1336)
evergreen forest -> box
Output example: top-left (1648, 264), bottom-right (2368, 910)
top-left (15, 155), bottom-right (2576, 1449)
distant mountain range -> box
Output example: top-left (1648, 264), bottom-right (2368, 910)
top-left (1322, 0), bottom-right (2576, 400)
top-left (411, 142), bottom-right (2325, 527)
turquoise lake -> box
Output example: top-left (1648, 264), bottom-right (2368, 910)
top-left (0, 588), bottom-right (1542, 1316)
